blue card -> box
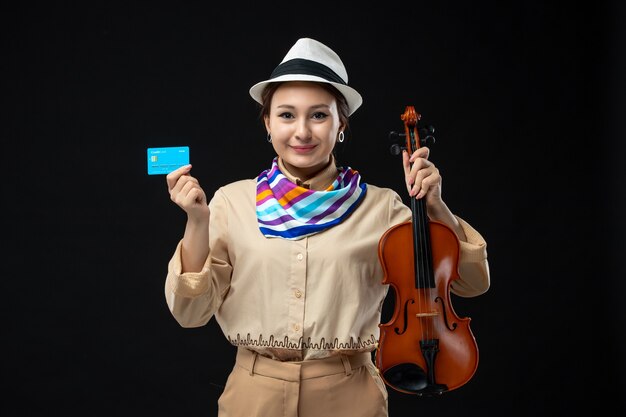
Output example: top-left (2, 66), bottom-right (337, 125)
top-left (147, 146), bottom-right (190, 175)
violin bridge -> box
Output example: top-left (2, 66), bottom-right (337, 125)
top-left (415, 312), bottom-right (439, 318)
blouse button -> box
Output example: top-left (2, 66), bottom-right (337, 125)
top-left (294, 324), bottom-right (300, 331)
top-left (295, 290), bottom-right (302, 298)
top-left (297, 253), bottom-right (304, 261)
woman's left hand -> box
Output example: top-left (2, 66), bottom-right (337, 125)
top-left (402, 146), bottom-right (467, 240)
top-left (403, 146), bottom-right (443, 206)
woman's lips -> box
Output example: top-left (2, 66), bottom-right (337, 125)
top-left (291, 145), bottom-right (317, 154)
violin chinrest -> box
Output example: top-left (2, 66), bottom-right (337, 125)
top-left (383, 363), bottom-right (428, 393)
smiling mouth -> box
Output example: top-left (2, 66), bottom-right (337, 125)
top-left (292, 145), bottom-right (317, 152)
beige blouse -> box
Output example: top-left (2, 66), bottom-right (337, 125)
top-left (165, 159), bottom-right (490, 361)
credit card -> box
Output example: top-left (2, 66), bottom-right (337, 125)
top-left (147, 146), bottom-right (190, 175)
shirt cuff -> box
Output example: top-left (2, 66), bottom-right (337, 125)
top-left (456, 216), bottom-right (488, 263)
top-left (166, 240), bottom-right (211, 298)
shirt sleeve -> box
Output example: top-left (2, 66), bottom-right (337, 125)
top-left (164, 188), bottom-right (233, 328)
top-left (450, 216), bottom-right (490, 297)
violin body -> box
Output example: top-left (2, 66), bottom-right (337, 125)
top-left (375, 105), bottom-right (478, 396)
top-left (376, 219), bottom-right (478, 395)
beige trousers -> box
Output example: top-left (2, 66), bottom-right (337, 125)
top-left (217, 348), bottom-right (389, 417)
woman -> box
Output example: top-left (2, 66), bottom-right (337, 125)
top-left (164, 37), bottom-right (490, 417)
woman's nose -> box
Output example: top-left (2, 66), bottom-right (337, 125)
top-left (294, 119), bottom-right (312, 141)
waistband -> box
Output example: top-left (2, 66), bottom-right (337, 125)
top-left (235, 347), bottom-right (373, 382)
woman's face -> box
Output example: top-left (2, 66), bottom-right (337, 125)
top-left (264, 81), bottom-right (343, 181)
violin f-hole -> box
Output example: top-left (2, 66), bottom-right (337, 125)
top-left (435, 296), bottom-right (458, 331)
top-left (394, 299), bottom-right (415, 335)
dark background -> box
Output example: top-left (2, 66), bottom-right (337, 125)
top-left (4, 2), bottom-right (625, 416)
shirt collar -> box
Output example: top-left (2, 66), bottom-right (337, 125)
top-left (277, 155), bottom-right (339, 191)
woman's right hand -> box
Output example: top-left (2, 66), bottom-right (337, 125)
top-left (166, 164), bottom-right (209, 223)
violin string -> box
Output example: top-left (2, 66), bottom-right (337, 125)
top-left (416, 122), bottom-right (436, 344)
top-left (412, 196), bottom-right (425, 342)
top-left (418, 197), bottom-right (433, 342)
top-left (410, 126), bottom-right (430, 344)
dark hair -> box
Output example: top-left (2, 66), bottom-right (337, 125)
top-left (259, 82), bottom-right (350, 130)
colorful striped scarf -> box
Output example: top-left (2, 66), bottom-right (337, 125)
top-left (256, 157), bottom-right (367, 240)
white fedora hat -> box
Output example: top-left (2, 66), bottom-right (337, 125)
top-left (249, 38), bottom-right (363, 116)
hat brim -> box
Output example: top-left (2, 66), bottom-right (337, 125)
top-left (249, 74), bottom-right (363, 116)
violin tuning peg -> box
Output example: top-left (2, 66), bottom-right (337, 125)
top-left (388, 131), bottom-right (406, 155)
top-left (389, 144), bottom-right (403, 155)
top-left (419, 136), bottom-right (435, 146)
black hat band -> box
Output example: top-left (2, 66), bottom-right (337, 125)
top-left (270, 58), bottom-right (346, 85)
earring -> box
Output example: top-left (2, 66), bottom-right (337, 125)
top-left (338, 131), bottom-right (345, 143)
top-left (267, 133), bottom-right (272, 143)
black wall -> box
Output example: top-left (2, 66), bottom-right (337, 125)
top-left (4, 2), bottom-right (625, 416)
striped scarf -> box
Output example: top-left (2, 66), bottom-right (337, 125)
top-left (256, 157), bottom-right (367, 240)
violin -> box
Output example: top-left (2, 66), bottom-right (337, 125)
top-left (375, 106), bottom-right (479, 396)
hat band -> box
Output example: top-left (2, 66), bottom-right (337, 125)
top-left (270, 58), bottom-right (346, 85)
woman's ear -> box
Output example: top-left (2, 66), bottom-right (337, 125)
top-left (264, 116), bottom-right (271, 133)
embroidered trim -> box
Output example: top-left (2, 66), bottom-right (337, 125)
top-left (227, 333), bottom-right (378, 350)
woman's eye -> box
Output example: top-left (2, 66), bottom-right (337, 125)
top-left (278, 112), bottom-right (294, 119)
top-left (312, 112), bottom-right (328, 120)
